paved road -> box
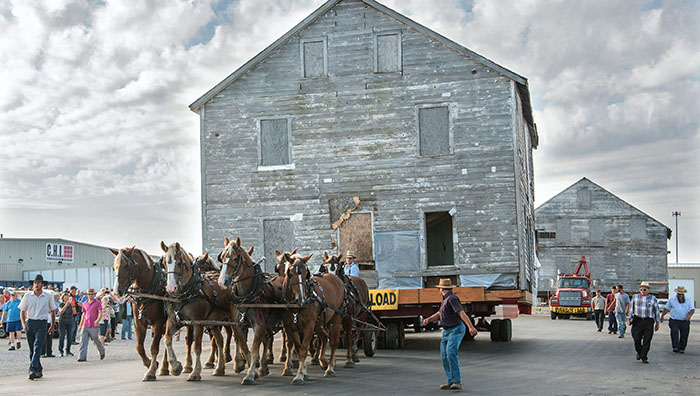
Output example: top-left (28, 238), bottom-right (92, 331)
top-left (2, 316), bottom-right (698, 395)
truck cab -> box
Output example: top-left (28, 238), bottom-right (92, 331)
top-left (549, 256), bottom-right (595, 320)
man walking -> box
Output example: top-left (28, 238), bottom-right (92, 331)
top-left (627, 282), bottom-right (660, 363)
top-left (69, 286), bottom-right (82, 346)
top-left (422, 279), bottom-right (478, 390)
top-left (591, 290), bottom-right (606, 332)
top-left (18, 275), bottom-right (56, 380)
top-left (615, 285), bottom-right (630, 338)
top-left (120, 296), bottom-right (134, 340)
top-left (660, 286), bottom-right (695, 353)
top-left (77, 288), bottom-right (105, 362)
top-left (605, 286), bottom-right (617, 334)
top-left (1, 291), bottom-right (22, 350)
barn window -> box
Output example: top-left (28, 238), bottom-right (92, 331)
top-left (418, 106), bottom-right (451, 156)
top-left (426, 211), bottom-right (454, 267)
top-left (374, 31), bottom-right (402, 73)
top-left (577, 187), bottom-right (591, 208)
top-left (301, 38), bottom-right (327, 78)
top-left (631, 218), bottom-right (647, 239)
top-left (259, 118), bottom-right (291, 167)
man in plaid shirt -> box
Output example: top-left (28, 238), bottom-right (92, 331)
top-left (626, 281), bottom-right (660, 363)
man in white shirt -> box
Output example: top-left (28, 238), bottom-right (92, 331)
top-left (344, 251), bottom-right (360, 278)
top-left (19, 275), bottom-right (56, 380)
top-left (661, 286), bottom-right (696, 353)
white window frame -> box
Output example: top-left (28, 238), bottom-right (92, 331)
top-left (300, 37), bottom-right (328, 78)
top-left (415, 103), bottom-right (454, 157)
top-left (256, 116), bottom-right (295, 171)
top-left (373, 30), bottom-right (403, 73)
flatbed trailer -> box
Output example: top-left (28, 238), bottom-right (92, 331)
top-left (360, 286), bottom-right (532, 355)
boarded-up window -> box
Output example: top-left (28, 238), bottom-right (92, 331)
top-left (302, 39), bottom-right (326, 78)
top-left (418, 106), bottom-right (450, 156)
top-left (577, 187), bottom-right (591, 208)
top-left (263, 219), bottom-right (295, 273)
top-left (631, 256), bottom-right (647, 281)
top-left (339, 213), bottom-right (374, 266)
top-left (631, 218), bottom-right (647, 239)
top-left (375, 32), bottom-right (401, 72)
top-left (556, 219), bottom-right (571, 243)
top-left (260, 119), bottom-right (290, 166)
top-left (589, 219), bottom-right (604, 242)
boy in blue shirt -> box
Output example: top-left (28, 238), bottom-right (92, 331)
top-left (2, 292), bottom-right (23, 350)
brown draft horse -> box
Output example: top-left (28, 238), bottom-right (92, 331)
top-left (281, 253), bottom-right (346, 384)
top-left (110, 247), bottom-right (172, 381)
top-left (322, 252), bottom-right (370, 368)
top-left (161, 241), bottom-right (232, 381)
top-left (217, 237), bottom-right (287, 385)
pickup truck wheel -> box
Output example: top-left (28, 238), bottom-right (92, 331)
top-left (499, 319), bottom-right (512, 342)
top-left (490, 319), bottom-right (502, 342)
top-left (551, 311), bottom-right (557, 320)
top-left (363, 331), bottom-right (376, 357)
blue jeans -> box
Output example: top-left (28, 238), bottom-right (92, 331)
top-left (669, 319), bottom-right (690, 351)
top-left (615, 312), bottom-right (627, 335)
top-left (440, 323), bottom-right (465, 384)
top-left (59, 322), bottom-right (73, 354)
top-left (26, 320), bottom-right (47, 374)
top-left (72, 314), bottom-right (81, 343)
top-left (121, 317), bottom-right (133, 339)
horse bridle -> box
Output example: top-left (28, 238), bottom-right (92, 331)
top-left (284, 259), bottom-right (312, 305)
top-left (116, 251), bottom-right (140, 297)
top-left (219, 245), bottom-right (264, 302)
top-left (167, 249), bottom-right (199, 294)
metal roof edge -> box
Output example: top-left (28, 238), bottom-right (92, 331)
top-left (0, 237), bottom-right (117, 251)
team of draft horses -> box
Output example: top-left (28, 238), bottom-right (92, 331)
top-left (110, 237), bottom-right (370, 385)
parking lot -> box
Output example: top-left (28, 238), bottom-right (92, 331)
top-left (1, 315), bottom-right (698, 395)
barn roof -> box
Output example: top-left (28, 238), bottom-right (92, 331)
top-left (536, 177), bottom-right (672, 239)
top-left (189, 0), bottom-right (537, 145)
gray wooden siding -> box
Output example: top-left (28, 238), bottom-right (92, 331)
top-left (536, 178), bottom-right (669, 292)
top-left (199, 0), bottom-right (535, 287)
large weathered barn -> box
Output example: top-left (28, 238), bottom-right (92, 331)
top-left (190, 0), bottom-right (538, 291)
top-left (536, 178), bottom-right (671, 294)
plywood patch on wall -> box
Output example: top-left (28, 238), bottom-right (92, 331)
top-left (339, 213), bottom-right (373, 266)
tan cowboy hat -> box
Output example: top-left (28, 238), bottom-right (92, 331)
top-left (638, 281), bottom-right (652, 290)
top-left (346, 251), bottom-right (356, 258)
top-left (86, 288), bottom-right (97, 295)
top-left (674, 286), bottom-right (688, 294)
top-left (436, 278), bottom-right (456, 289)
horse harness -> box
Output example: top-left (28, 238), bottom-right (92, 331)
top-left (166, 254), bottom-right (219, 324)
top-left (219, 246), bottom-right (271, 326)
top-left (120, 252), bottom-right (167, 322)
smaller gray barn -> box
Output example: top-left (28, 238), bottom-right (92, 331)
top-left (536, 178), bottom-right (671, 294)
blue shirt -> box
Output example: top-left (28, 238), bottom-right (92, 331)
top-left (666, 296), bottom-right (695, 320)
top-left (344, 262), bottom-right (360, 278)
top-left (2, 300), bottom-right (21, 322)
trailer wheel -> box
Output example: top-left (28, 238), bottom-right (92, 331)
top-left (385, 322), bottom-right (399, 350)
top-left (398, 321), bottom-right (405, 348)
top-left (499, 319), bottom-right (512, 342)
top-left (490, 319), bottom-right (502, 342)
top-left (363, 331), bottom-right (376, 357)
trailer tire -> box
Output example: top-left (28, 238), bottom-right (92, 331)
top-left (490, 319), bottom-right (502, 342)
top-left (363, 331), bottom-right (376, 357)
top-left (398, 321), bottom-right (405, 349)
top-left (385, 322), bottom-right (399, 350)
top-left (551, 311), bottom-right (557, 320)
top-left (499, 319), bottom-right (512, 342)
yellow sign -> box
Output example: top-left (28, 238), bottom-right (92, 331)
top-left (552, 306), bottom-right (588, 314)
top-left (368, 289), bottom-right (399, 310)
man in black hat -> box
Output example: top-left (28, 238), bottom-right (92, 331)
top-left (19, 274), bottom-right (56, 380)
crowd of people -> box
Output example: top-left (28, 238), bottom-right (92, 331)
top-left (0, 275), bottom-right (136, 380)
top-left (590, 282), bottom-right (695, 363)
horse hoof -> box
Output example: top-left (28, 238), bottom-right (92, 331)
top-left (171, 362), bottom-right (183, 376)
top-left (234, 365), bottom-right (245, 374)
top-left (158, 370), bottom-right (169, 376)
top-left (142, 375), bottom-right (156, 382)
top-left (319, 360), bottom-right (328, 370)
top-left (204, 363), bottom-right (215, 369)
top-left (259, 367), bottom-right (269, 377)
top-left (241, 377), bottom-right (255, 385)
top-left (212, 369), bottom-right (225, 377)
top-left (344, 361), bottom-right (355, 368)
top-left (187, 374), bottom-right (201, 382)
top-left (183, 367), bottom-right (193, 373)
top-left (324, 370), bottom-right (336, 378)
top-left (291, 376), bottom-right (305, 385)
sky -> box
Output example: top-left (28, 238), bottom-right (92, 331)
top-left (1, 0), bottom-right (698, 262)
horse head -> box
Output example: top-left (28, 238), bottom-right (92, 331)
top-left (161, 241), bottom-right (193, 294)
top-left (217, 237), bottom-right (255, 288)
top-left (283, 252), bottom-right (313, 304)
top-left (110, 246), bottom-right (142, 297)
top-left (274, 248), bottom-right (297, 276)
top-left (322, 252), bottom-right (344, 276)
top-left (194, 252), bottom-right (219, 273)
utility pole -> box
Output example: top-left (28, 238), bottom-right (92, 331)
top-left (672, 211), bottom-right (681, 263)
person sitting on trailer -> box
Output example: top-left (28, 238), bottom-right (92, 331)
top-left (422, 279), bottom-right (479, 391)
top-left (344, 251), bottom-right (360, 278)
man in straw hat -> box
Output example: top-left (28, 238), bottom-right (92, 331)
top-left (77, 288), bottom-right (105, 362)
top-left (422, 278), bottom-right (478, 390)
top-left (18, 274), bottom-right (56, 380)
top-left (627, 281), bottom-right (660, 363)
top-left (660, 285), bottom-right (695, 353)
top-left (344, 251), bottom-right (360, 278)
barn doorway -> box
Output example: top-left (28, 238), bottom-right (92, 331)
top-left (426, 211), bottom-right (454, 267)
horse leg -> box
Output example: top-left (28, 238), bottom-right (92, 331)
top-left (135, 322), bottom-right (151, 369)
top-left (211, 327), bottom-right (226, 376)
top-left (281, 318), bottom-right (300, 377)
top-left (325, 316), bottom-right (343, 378)
top-left (263, 330), bottom-right (274, 365)
top-left (164, 320), bottom-right (183, 377)
top-left (242, 325), bottom-right (265, 385)
top-left (317, 328), bottom-right (330, 369)
top-left (344, 319), bottom-right (355, 368)
top-left (204, 329), bottom-right (216, 369)
top-left (279, 329), bottom-right (287, 363)
top-left (225, 326), bottom-right (233, 363)
top-left (351, 326), bottom-right (361, 363)
top-left (143, 323), bottom-right (163, 381)
top-left (232, 325), bottom-right (249, 373)
top-left (183, 326), bottom-right (193, 373)
top-left (187, 325), bottom-right (203, 381)
top-left (291, 320), bottom-right (314, 385)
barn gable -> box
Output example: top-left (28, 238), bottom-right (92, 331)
top-left (189, 0), bottom-right (536, 144)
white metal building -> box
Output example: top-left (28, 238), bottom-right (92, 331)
top-left (0, 237), bottom-right (119, 291)
top-left (668, 263), bottom-right (699, 307)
